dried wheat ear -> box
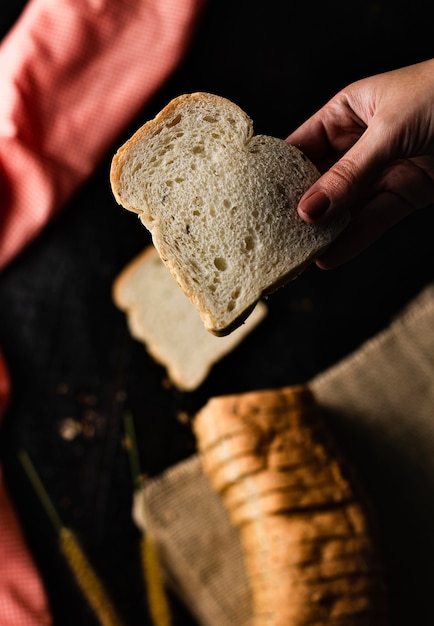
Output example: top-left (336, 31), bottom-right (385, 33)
top-left (193, 385), bottom-right (388, 626)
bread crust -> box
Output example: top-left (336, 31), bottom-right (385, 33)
top-left (193, 386), bottom-right (388, 625)
top-left (110, 93), bottom-right (348, 336)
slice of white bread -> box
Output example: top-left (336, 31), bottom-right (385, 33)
top-left (110, 93), bottom-right (348, 336)
top-left (113, 246), bottom-right (266, 391)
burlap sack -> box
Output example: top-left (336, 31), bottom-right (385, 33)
top-left (141, 282), bottom-right (434, 626)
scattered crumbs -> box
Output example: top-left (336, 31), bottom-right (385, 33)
top-left (176, 411), bottom-right (190, 425)
top-left (81, 410), bottom-right (97, 439)
top-left (59, 417), bottom-right (82, 441)
top-left (58, 410), bottom-right (105, 441)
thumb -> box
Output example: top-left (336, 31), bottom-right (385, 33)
top-left (297, 125), bottom-right (390, 223)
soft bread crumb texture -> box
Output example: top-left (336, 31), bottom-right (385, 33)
top-left (111, 93), bottom-right (347, 336)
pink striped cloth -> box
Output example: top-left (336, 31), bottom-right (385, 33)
top-left (0, 0), bottom-right (205, 623)
top-left (0, 357), bottom-right (49, 626)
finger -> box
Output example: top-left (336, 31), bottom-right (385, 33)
top-left (286, 114), bottom-right (333, 164)
top-left (380, 156), bottom-right (434, 208)
top-left (318, 156), bottom-right (434, 268)
top-left (315, 187), bottom-right (427, 270)
top-left (297, 122), bottom-right (394, 223)
top-left (287, 94), bottom-right (368, 167)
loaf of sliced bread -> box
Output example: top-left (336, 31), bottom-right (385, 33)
top-left (113, 246), bottom-right (266, 390)
top-left (193, 386), bottom-right (388, 625)
top-left (110, 93), bottom-right (347, 336)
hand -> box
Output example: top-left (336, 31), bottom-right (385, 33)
top-left (286, 59), bottom-right (434, 269)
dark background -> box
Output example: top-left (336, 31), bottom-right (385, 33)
top-left (1, 1), bottom-right (433, 625)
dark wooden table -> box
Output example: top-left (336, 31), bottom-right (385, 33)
top-left (1, 2), bottom-right (433, 624)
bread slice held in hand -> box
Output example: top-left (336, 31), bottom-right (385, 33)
top-left (110, 93), bottom-right (347, 336)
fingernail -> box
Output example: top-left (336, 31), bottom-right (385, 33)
top-left (299, 190), bottom-right (330, 221)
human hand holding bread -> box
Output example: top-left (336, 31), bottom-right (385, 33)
top-left (112, 60), bottom-right (434, 333)
top-left (288, 58), bottom-right (434, 269)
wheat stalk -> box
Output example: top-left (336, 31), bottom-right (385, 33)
top-left (141, 533), bottom-right (172, 626)
top-left (59, 527), bottom-right (125, 626)
top-left (123, 413), bottom-right (172, 626)
top-left (19, 450), bottom-right (125, 626)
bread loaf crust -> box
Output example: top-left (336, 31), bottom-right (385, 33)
top-left (193, 386), bottom-right (388, 625)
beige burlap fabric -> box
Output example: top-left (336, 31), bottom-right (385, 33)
top-left (141, 282), bottom-right (434, 626)
top-left (139, 454), bottom-right (252, 626)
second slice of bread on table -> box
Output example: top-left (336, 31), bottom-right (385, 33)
top-left (113, 246), bottom-right (266, 391)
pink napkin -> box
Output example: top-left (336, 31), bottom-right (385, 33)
top-left (0, 364), bottom-right (51, 626)
top-left (0, 354), bottom-right (51, 626)
top-left (0, 0), bottom-right (205, 271)
top-left (0, 0), bottom-right (205, 622)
